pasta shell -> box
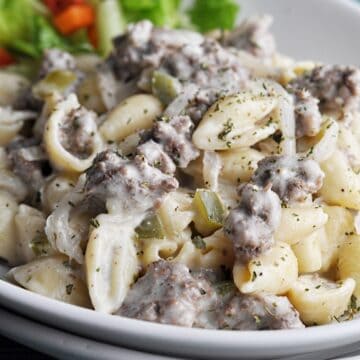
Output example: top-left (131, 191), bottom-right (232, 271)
top-left (233, 241), bottom-right (298, 295)
top-left (192, 92), bottom-right (277, 150)
top-left (338, 235), bottom-right (360, 298)
top-left (8, 254), bottom-right (91, 308)
top-left (319, 205), bottom-right (354, 272)
top-left (320, 150), bottom-right (360, 210)
top-left (0, 190), bottom-right (18, 265)
top-left (288, 274), bottom-right (355, 325)
top-left (44, 94), bottom-right (103, 173)
top-left (100, 94), bottom-right (163, 143)
top-left (275, 205), bottom-right (328, 245)
top-left (292, 229), bottom-right (324, 273)
top-left (85, 214), bottom-right (139, 313)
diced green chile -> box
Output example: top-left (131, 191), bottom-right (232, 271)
top-left (32, 70), bottom-right (77, 98)
top-left (193, 189), bottom-right (226, 235)
top-left (151, 71), bottom-right (182, 105)
top-left (195, 189), bottom-right (225, 224)
top-left (135, 214), bottom-right (165, 239)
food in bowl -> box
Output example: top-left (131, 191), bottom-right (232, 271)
top-left (1, 2), bottom-right (360, 331)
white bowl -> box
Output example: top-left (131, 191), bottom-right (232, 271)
top-left (0, 307), bottom-right (177, 360)
top-left (240, 0), bottom-right (360, 66)
top-left (1, 0), bottom-right (360, 359)
top-left (1, 261), bottom-right (360, 360)
top-left (2, 306), bottom-right (360, 360)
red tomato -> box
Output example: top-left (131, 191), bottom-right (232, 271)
top-left (43, 0), bottom-right (85, 15)
top-left (0, 48), bottom-right (15, 67)
top-left (87, 25), bottom-right (98, 48)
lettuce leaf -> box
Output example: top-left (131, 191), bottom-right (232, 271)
top-left (0, 0), bottom-right (92, 58)
top-left (0, 0), bottom-right (36, 46)
top-left (10, 16), bottom-right (92, 58)
top-left (188, 0), bottom-right (239, 32)
top-left (0, 0), bottom-right (241, 61)
top-left (120, 0), bottom-right (181, 28)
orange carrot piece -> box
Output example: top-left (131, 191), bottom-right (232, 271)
top-left (53, 4), bottom-right (95, 35)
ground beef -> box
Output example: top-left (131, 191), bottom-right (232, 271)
top-left (224, 183), bottom-right (281, 262)
top-left (185, 89), bottom-right (218, 124)
top-left (110, 21), bottom-right (249, 158)
top-left (159, 38), bottom-right (248, 91)
top-left (112, 21), bottom-right (248, 122)
top-left (119, 260), bottom-right (215, 327)
top-left (156, 39), bottom-right (248, 123)
top-left (252, 155), bottom-right (324, 203)
top-left (153, 115), bottom-right (200, 168)
top-left (112, 20), bottom-right (203, 83)
top-left (6, 137), bottom-right (49, 193)
top-left (59, 106), bottom-right (98, 159)
top-left (14, 49), bottom-right (78, 112)
top-left (293, 89), bottom-right (322, 138)
top-left (218, 292), bottom-right (304, 330)
top-left (96, 58), bottom-right (139, 111)
top-left (13, 88), bottom-right (43, 112)
top-left (222, 15), bottom-right (276, 58)
top-left (84, 150), bottom-right (178, 214)
top-left (38, 49), bottom-right (77, 79)
top-left (136, 140), bottom-right (176, 175)
top-left (163, 39), bottom-right (249, 126)
top-left (289, 65), bottom-right (360, 114)
top-left (119, 260), bottom-right (304, 330)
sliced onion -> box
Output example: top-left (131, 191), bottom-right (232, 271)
top-left (0, 170), bottom-right (28, 202)
top-left (0, 107), bottom-right (36, 124)
top-left (0, 107), bottom-right (37, 146)
top-left (97, 64), bottom-right (137, 111)
top-left (164, 83), bottom-right (199, 117)
top-left (153, 28), bottom-right (203, 48)
top-left (203, 150), bottom-right (221, 191)
top-left (45, 175), bottom-right (87, 264)
top-left (20, 146), bottom-right (47, 162)
top-left (234, 50), bottom-right (280, 78)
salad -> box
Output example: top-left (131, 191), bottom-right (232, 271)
top-left (0, 0), bottom-right (240, 66)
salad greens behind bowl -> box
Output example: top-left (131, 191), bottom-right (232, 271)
top-left (0, 0), bottom-right (240, 73)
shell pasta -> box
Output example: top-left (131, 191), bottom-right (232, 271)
top-left (2, 13), bottom-right (360, 331)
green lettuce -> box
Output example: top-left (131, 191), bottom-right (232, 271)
top-left (0, 0), bottom-right (92, 58)
top-left (11, 16), bottom-right (92, 58)
top-left (120, 0), bottom-right (181, 28)
top-left (0, 0), bottom-right (36, 46)
top-left (0, 0), bottom-right (241, 61)
top-left (188, 0), bottom-right (239, 32)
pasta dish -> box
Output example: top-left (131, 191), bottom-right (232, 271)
top-left (1, 8), bottom-right (360, 331)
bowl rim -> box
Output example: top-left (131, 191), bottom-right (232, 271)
top-left (0, 277), bottom-right (359, 357)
